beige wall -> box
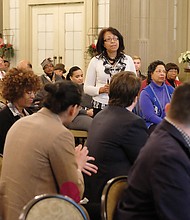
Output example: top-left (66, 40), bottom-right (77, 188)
top-left (2, 0), bottom-right (190, 76)
top-left (110, 0), bottom-right (190, 76)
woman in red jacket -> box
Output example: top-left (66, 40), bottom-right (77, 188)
top-left (165, 62), bottom-right (182, 88)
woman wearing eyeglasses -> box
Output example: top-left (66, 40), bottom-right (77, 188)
top-left (139, 60), bottom-right (174, 134)
top-left (0, 68), bottom-right (41, 154)
top-left (84, 27), bottom-right (136, 116)
top-left (165, 62), bottom-right (182, 88)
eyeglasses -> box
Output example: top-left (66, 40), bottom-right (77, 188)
top-left (168, 69), bottom-right (178, 73)
top-left (104, 36), bottom-right (119, 43)
top-left (155, 70), bottom-right (166, 74)
top-left (45, 64), bottom-right (54, 69)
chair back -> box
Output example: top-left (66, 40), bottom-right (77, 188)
top-left (101, 176), bottom-right (128, 220)
top-left (70, 129), bottom-right (88, 145)
top-left (19, 194), bottom-right (89, 220)
top-left (0, 154), bottom-right (3, 177)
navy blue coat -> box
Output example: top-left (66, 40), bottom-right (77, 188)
top-left (115, 119), bottom-right (190, 220)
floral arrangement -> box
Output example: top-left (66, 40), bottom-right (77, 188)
top-left (87, 43), bottom-right (97, 58)
top-left (178, 51), bottom-right (190, 63)
top-left (0, 43), bottom-right (14, 60)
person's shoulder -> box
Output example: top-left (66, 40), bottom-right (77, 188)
top-left (90, 55), bottom-right (101, 60)
top-left (140, 73), bottom-right (147, 80)
top-left (87, 56), bottom-right (100, 68)
top-left (102, 106), bottom-right (142, 120)
top-left (39, 74), bottom-right (46, 82)
top-left (175, 79), bottom-right (182, 86)
top-left (140, 126), bottom-right (171, 155)
top-left (149, 121), bottom-right (181, 149)
top-left (0, 106), bottom-right (11, 116)
top-left (128, 111), bottom-right (147, 125)
top-left (55, 74), bottom-right (63, 81)
top-left (0, 105), bottom-right (8, 112)
top-left (40, 73), bottom-right (45, 78)
top-left (141, 84), bottom-right (150, 94)
top-left (165, 83), bottom-right (175, 92)
top-left (140, 79), bottom-right (148, 92)
top-left (122, 54), bottom-right (133, 61)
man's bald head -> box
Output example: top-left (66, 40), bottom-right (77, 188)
top-left (17, 60), bottom-right (32, 70)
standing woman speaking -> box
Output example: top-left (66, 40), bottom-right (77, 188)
top-left (84, 27), bottom-right (136, 116)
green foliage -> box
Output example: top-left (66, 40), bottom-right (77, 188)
top-left (0, 43), bottom-right (14, 59)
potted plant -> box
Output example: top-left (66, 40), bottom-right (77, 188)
top-left (0, 43), bottom-right (14, 60)
top-left (87, 43), bottom-right (97, 58)
top-left (178, 51), bottom-right (190, 68)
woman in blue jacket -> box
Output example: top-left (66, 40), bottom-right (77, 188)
top-left (139, 60), bottom-right (174, 134)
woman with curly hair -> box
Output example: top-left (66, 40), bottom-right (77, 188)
top-left (0, 68), bottom-right (41, 154)
top-left (84, 27), bottom-right (136, 115)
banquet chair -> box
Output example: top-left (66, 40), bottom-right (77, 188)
top-left (101, 176), bottom-right (128, 220)
top-left (70, 129), bottom-right (88, 145)
top-left (19, 194), bottom-right (89, 220)
top-left (0, 154), bottom-right (3, 176)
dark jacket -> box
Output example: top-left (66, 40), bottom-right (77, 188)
top-left (0, 107), bottom-right (31, 154)
top-left (115, 119), bottom-right (190, 220)
top-left (84, 106), bottom-right (148, 219)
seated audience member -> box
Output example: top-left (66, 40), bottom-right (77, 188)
top-left (0, 57), bottom-right (5, 80)
top-left (0, 59), bottom-right (10, 109)
top-left (0, 82), bottom-right (6, 110)
top-left (3, 60), bottom-right (10, 72)
top-left (0, 68), bottom-right (41, 154)
top-left (0, 81), bottom-right (98, 220)
top-left (66, 66), bottom-right (93, 131)
top-left (16, 60), bottom-right (43, 113)
top-left (114, 82), bottom-right (190, 220)
top-left (40, 57), bottom-right (63, 84)
top-left (84, 71), bottom-right (149, 220)
top-left (132, 55), bottom-right (146, 80)
top-left (165, 62), bottom-right (182, 88)
top-left (139, 76), bottom-right (149, 93)
top-left (54, 63), bottom-right (67, 79)
top-left (17, 60), bottom-right (32, 70)
top-left (34, 58), bottom-right (63, 108)
top-left (139, 60), bottom-right (174, 134)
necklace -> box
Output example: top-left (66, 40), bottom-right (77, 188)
top-left (108, 57), bottom-right (116, 61)
top-left (108, 56), bottom-right (117, 65)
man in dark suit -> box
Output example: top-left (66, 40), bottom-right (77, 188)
top-left (114, 82), bottom-right (190, 220)
top-left (84, 71), bottom-right (149, 220)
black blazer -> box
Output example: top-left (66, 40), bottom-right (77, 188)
top-left (84, 106), bottom-right (148, 204)
top-left (115, 119), bottom-right (190, 220)
top-left (0, 106), bottom-right (31, 154)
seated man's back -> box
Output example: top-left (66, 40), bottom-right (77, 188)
top-left (83, 71), bottom-right (148, 220)
top-left (114, 82), bottom-right (190, 220)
